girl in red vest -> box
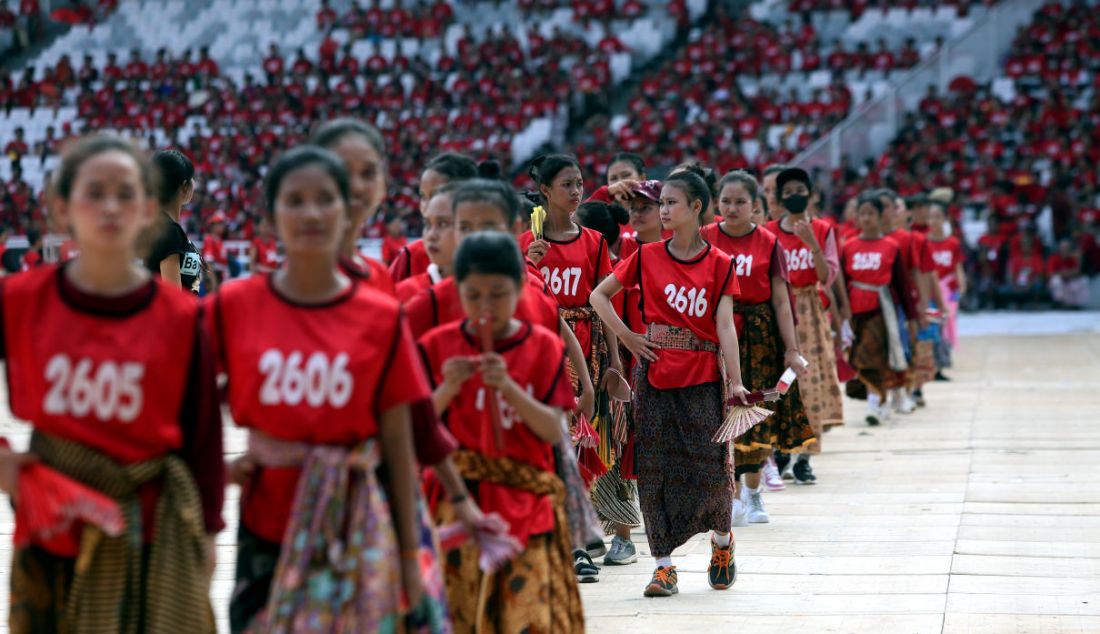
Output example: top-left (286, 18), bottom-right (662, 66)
top-left (249, 215), bottom-right (281, 274)
top-left (591, 171), bottom-right (748, 598)
top-left (765, 167), bottom-right (842, 482)
top-left (395, 185), bottom-right (458, 303)
top-left (391, 153), bottom-right (480, 282)
top-left (0, 135), bottom-right (224, 633)
top-left (927, 200), bottom-right (966, 377)
top-left (310, 118), bottom-right (395, 295)
top-left (703, 171), bottom-right (816, 525)
top-left (419, 231), bottom-right (584, 632)
top-left (403, 180), bottom-right (606, 574)
top-left (215, 147), bottom-right (447, 632)
top-left (519, 154), bottom-right (622, 578)
top-left (844, 193), bottom-right (919, 426)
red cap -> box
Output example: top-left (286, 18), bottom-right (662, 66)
top-left (631, 179), bottom-right (662, 202)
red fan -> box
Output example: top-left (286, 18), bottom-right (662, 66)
top-left (14, 463), bottom-right (125, 549)
top-left (437, 513), bottom-right (522, 573)
top-left (576, 444), bottom-right (608, 486)
top-left (477, 316), bottom-right (505, 451)
top-left (571, 414), bottom-right (600, 450)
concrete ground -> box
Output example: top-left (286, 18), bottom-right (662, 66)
top-left (0, 312), bottom-right (1098, 633)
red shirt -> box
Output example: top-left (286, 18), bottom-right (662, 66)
top-left (210, 275), bottom-right (428, 543)
top-left (418, 321), bottom-right (574, 545)
top-left (843, 236), bottom-right (909, 314)
top-left (1008, 253), bottom-right (1045, 286)
top-left (3, 266), bottom-right (224, 551)
top-left (701, 223), bottom-right (784, 335)
top-left (340, 255), bottom-right (396, 297)
top-left (766, 218), bottom-right (834, 288)
top-left (251, 236), bottom-right (280, 274)
top-left (613, 241), bottom-right (737, 389)
top-left (404, 273), bottom-right (558, 340)
top-left (927, 235), bottom-right (963, 290)
top-left (389, 239), bottom-right (432, 282)
top-left (202, 234), bottom-right (227, 270)
top-left (395, 271), bottom-right (434, 304)
top-left (382, 234), bottom-right (408, 265)
top-left (518, 227), bottom-right (612, 356)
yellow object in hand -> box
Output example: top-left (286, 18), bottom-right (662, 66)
top-left (531, 205), bottom-right (546, 240)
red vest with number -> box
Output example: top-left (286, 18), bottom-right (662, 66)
top-left (702, 223), bottom-right (780, 336)
top-left (843, 237), bottom-right (901, 314)
top-left (418, 321), bottom-right (564, 545)
top-left (928, 236), bottom-right (962, 290)
top-left (212, 274), bottom-right (402, 542)
top-left (4, 266), bottom-right (193, 463)
top-left (701, 223), bottom-right (776, 304)
top-left (615, 241), bottom-right (737, 389)
top-left (519, 226), bottom-right (611, 356)
top-left (766, 218), bottom-right (833, 288)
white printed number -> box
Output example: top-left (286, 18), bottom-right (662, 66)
top-left (663, 284), bottom-right (708, 317)
top-left (540, 266), bottom-right (582, 297)
top-left (43, 354), bottom-right (144, 423)
top-left (475, 384), bottom-right (535, 429)
top-left (735, 254), bottom-right (754, 277)
top-left (932, 251), bottom-right (952, 267)
top-left (851, 252), bottom-right (883, 271)
top-left (786, 248), bottom-right (813, 271)
top-left (258, 350), bottom-right (353, 408)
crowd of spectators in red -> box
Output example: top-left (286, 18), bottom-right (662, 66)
top-left (1, 0), bottom-right (638, 239)
top-left (788, 0), bottom-right (994, 20)
top-left (572, 3), bottom-right (856, 182)
top-left (824, 1), bottom-right (1099, 309)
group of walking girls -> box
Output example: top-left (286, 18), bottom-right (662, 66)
top-left (0, 121), bottom-right (961, 633)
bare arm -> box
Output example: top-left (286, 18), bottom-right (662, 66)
top-left (160, 255), bottom-right (182, 288)
top-left (954, 263), bottom-right (967, 296)
top-left (378, 403), bottom-right (424, 605)
top-left (559, 318), bottom-right (594, 418)
top-left (591, 274), bottom-right (659, 362)
top-left (716, 295), bottom-right (748, 403)
top-left (770, 275), bottom-right (805, 371)
top-left (500, 377), bottom-right (565, 443)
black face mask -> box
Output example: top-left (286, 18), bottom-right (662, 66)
top-left (783, 194), bottom-right (809, 214)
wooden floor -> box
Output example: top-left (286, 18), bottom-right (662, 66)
top-left (1, 325), bottom-right (1098, 633)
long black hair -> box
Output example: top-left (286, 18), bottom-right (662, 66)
top-left (664, 171), bottom-right (712, 224)
top-left (527, 153), bottom-right (580, 203)
top-left (576, 201), bottom-right (629, 246)
top-left (151, 149), bottom-right (193, 207)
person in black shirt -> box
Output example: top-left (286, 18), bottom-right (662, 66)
top-left (145, 149), bottom-right (205, 293)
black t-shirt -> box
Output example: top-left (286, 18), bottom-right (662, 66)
top-left (145, 214), bottom-right (204, 293)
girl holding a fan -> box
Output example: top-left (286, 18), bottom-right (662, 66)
top-left (702, 171), bottom-right (817, 525)
top-left (591, 170), bottom-right (748, 598)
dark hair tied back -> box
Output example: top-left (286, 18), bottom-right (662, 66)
top-left (425, 152), bottom-right (479, 181)
top-left (664, 170), bottom-right (712, 222)
top-left (152, 149), bottom-right (195, 207)
top-left (56, 134), bottom-right (153, 201)
top-left (576, 201), bottom-right (629, 246)
top-left (264, 145), bottom-right (351, 214)
top-left (528, 153), bottom-right (580, 188)
top-left (310, 118), bottom-right (386, 159)
top-left (454, 230), bottom-right (525, 285)
top-left (718, 170), bottom-right (760, 201)
top-left (477, 159), bottom-right (502, 180)
top-left (451, 179), bottom-right (521, 225)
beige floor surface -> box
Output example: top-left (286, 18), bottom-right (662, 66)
top-left (0, 331), bottom-right (1097, 633)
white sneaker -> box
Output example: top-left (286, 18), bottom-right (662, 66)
top-left (894, 395), bottom-right (916, 415)
top-left (742, 486), bottom-right (770, 524)
top-left (762, 457), bottom-right (786, 491)
top-left (865, 402), bottom-right (882, 426)
top-left (731, 499), bottom-right (749, 527)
